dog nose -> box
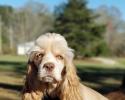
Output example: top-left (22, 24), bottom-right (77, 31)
top-left (43, 62), bottom-right (55, 72)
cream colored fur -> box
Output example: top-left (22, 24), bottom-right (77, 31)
top-left (22, 33), bottom-right (108, 100)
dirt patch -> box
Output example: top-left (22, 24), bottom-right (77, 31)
top-left (106, 89), bottom-right (125, 100)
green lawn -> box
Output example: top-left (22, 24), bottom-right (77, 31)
top-left (0, 55), bottom-right (27, 100)
top-left (0, 55), bottom-right (125, 100)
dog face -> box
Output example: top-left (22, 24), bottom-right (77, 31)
top-left (28, 33), bottom-right (74, 83)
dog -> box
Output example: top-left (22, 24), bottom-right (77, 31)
top-left (22, 33), bottom-right (108, 100)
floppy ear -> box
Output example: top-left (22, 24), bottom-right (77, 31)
top-left (60, 48), bottom-right (82, 100)
top-left (22, 52), bottom-right (43, 100)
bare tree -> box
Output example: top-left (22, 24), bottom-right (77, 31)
top-left (8, 26), bottom-right (14, 51)
top-left (0, 16), bottom-right (2, 54)
top-left (12, 1), bottom-right (53, 44)
top-left (95, 5), bottom-right (125, 56)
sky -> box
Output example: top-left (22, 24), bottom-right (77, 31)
top-left (0, 0), bottom-right (125, 20)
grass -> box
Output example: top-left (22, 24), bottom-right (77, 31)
top-left (0, 55), bottom-right (125, 99)
top-left (0, 55), bottom-right (27, 72)
top-left (0, 55), bottom-right (26, 100)
top-left (0, 55), bottom-right (27, 62)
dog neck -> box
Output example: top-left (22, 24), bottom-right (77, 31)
top-left (40, 82), bottom-right (60, 99)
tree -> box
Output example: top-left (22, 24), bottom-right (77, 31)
top-left (95, 5), bottom-right (125, 56)
top-left (0, 1), bottom-right (54, 54)
top-left (0, 5), bottom-right (14, 54)
top-left (0, 16), bottom-right (2, 54)
top-left (12, 1), bottom-right (53, 43)
top-left (54, 0), bottom-right (106, 57)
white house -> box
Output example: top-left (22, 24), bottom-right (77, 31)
top-left (17, 41), bottom-right (34, 55)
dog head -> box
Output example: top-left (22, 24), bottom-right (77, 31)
top-left (27, 33), bottom-right (74, 83)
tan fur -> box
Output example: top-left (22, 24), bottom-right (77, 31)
top-left (22, 61), bottom-right (43, 100)
top-left (22, 33), bottom-right (108, 100)
top-left (60, 65), bottom-right (83, 100)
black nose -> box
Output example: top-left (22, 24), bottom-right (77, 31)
top-left (43, 62), bottom-right (55, 72)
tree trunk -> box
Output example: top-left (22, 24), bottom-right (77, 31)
top-left (0, 16), bottom-right (2, 54)
top-left (8, 26), bottom-right (14, 52)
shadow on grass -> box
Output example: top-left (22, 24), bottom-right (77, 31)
top-left (77, 65), bottom-right (125, 94)
top-left (0, 83), bottom-right (22, 91)
top-left (0, 60), bottom-right (125, 94)
top-left (0, 61), bottom-right (26, 74)
top-left (0, 61), bottom-right (25, 91)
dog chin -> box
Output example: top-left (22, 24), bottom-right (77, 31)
top-left (43, 76), bottom-right (54, 83)
top-left (38, 76), bottom-right (56, 83)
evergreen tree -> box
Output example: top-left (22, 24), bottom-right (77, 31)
top-left (54, 0), bottom-right (107, 57)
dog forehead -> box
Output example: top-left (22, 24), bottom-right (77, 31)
top-left (27, 33), bottom-right (73, 57)
top-left (35, 33), bottom-right (68, 48)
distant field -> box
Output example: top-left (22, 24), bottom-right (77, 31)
top-left (0, 55), bottom-right (27, 62)
top-left (0, 55), bottom-right (125, 100)
top-left (0, 55), bottom-right (125, 71)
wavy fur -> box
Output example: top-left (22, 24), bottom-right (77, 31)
top-left (22, 33), bottom-right (108, 100)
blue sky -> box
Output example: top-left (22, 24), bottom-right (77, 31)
top-left (0, 0), bottom-right (125, 20)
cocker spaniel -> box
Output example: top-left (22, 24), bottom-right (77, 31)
top-left (22, 33), bottom-right (108, 100)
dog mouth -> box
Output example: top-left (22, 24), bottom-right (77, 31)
top-left (43, 76), bottom-right (54, 83)
top-left (39, 75), bottom-right (57, 83)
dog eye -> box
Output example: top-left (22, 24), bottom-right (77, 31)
top-left (36, 53), bottom-right (44, 59)
top-left (56, 55), bottom-right (64, 60)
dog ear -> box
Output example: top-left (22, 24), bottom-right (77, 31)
top-left (65, 48), bottom-right (78, 82)
top-left (22, 53), bottom-right (43, 100)
top-left (60, 48), bottom-right (82, 100)
top-left (25, 52), bottom-right (38, 87)
top-left (64, 49), bottom-right (79, 86)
